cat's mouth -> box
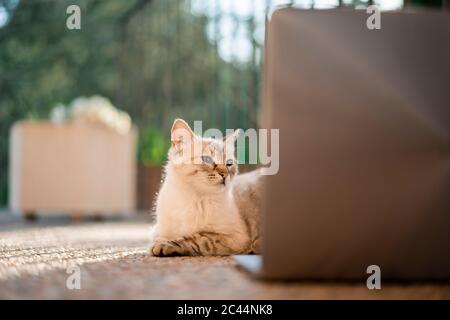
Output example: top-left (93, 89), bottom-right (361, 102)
top-left (220, 175), bottom-right (231, 187)
top-left (207, 174), bottom-right (228, 186)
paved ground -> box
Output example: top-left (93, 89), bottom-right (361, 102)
top-left (0, 214), bottom-right (449, 299)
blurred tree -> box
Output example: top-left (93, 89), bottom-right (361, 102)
top-left (0, 0), bottom-right (133, 205)
top-left (3, 0), bottom-right (442, 206)
top-left (0, 0), bottom-right (263, 206)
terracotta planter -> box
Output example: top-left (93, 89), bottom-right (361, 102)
top-left (137, 165), bottom-right (163, 211)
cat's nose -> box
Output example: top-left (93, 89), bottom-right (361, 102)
top-left (216, 165), bottom-right (228, 179)
top-left (218, 171), bottom-right (227, 179)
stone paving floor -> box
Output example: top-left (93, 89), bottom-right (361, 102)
top-left (0, 213), bottom-right (449, 299)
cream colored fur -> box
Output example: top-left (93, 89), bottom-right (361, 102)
top-left (149, 119), bottom-right (262, 256)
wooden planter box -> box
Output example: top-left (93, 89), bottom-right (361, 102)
top-left (9, 120), bottom-right (137, 219)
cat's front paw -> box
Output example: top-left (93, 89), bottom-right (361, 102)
top-left (150, 240), bottom-right (183, 257)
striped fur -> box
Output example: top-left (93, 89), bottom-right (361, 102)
top-left (151, 232), bottom-right (235, 256)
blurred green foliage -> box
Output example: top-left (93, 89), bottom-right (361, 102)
top-left (138, 127), bottom-right (170, 166)
top-left (0, 0), bottom-right (263, 206)
top-left (1, 0), bottom-right (441, 206)
top-left (411, 0), bottom-right (444, 7)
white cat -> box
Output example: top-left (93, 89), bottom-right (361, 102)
top-left (149, 119), bottom-right (262, 256)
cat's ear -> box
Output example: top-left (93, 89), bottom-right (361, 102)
top-left (171, 118), bottom-right (194, 147)
top-left (224, 129), bottom-right (242, 145)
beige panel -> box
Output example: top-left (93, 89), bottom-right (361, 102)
top-left (9, 121), bottom-right (137, 215)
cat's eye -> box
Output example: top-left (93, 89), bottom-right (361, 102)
top-left (226, 159), bottom-right (233, 166)
top-left (201, 155), bottom-right (213, 164)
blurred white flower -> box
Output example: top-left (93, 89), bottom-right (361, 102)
top-left (50, 103), bottom-right (68, 124)
top-left (49, 96), bottom-right (132, 134)
top-left (116, 111), bottom-right (132, 135)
